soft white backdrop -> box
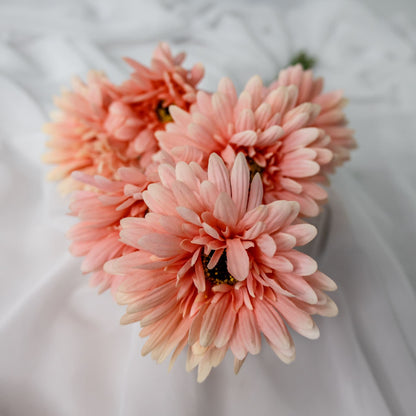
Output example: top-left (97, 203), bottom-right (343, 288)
top-left (1, 0), bottom-right (416, 415)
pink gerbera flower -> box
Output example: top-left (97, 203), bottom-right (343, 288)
top-left (157, 76), bottom-right (333, 217)
top-left (43, 71), bottom-right (129, 194)
top-left (43, 43), bottom-right (204, 193)
top-left (105, 42), bottom-right (204, 170)
top-left (68, 167), bottom-right (148, 294)
top-left (269, 64), bottom-right (356, 171)
top-left (105, 153), bottom-right (338, 382)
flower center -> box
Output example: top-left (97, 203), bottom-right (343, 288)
top-left (201, 250), bottom-right (237, 286)
top-left (156, 101), bottom-right (173, 123)
top-left (246, 156), bottom-right (264, 181)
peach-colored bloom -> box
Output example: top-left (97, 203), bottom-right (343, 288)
top-left (269, 64), bottom-right (356, 171)
top-left (68, 167), bottom-right (148, 294)
top-left (43, 71), bottom-right (129, 194)
top-left (105, 153), bottom-right (338, 382)
top-left (157, 76), bottom-right (333, 217)
top-left (105, 42), bottom-right (204, 170)
top-left (43, 43), bottom-right (204, 193)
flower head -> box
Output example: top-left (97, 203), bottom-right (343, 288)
top-left (43, 71), bottom-right (130, 194)
top-left (44, 43), bottom-right (204, 193)
top-left (68, 167), bottom-right (148, 294)
top-left (157, 76), bottom-right (333, 217)
top-left (105, 42), bottom-right (204, 169)
top-left (269, 64), bottom-right (356, 171)
top-left (106, 153), bottom-right (338, 382)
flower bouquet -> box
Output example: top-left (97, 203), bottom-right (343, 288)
top-left (43, 42), bottom-right (355, 382)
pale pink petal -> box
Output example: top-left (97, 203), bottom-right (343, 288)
top-left (239, 205), bottom-right (268, 230)
top-left (254, 102), bottom-right (272, 130)
top-left (280, 159), bottom-right (320, 178)
top-left (208, 153), bottom-right (231, 195)
top-left (207, 249), bottom-right (224, 268)
top-left (277, 272), bottom-right (318, 304)
top-left (226, 239), bottom-right (249, 281)
top-left (260, 255), bottom-right (294, 273)
top-left (283, 250), bottom-right (318, 276)
top-left (81, 237), bottom-right (122, 273)
top-left (169, 105), bottom-right (192, 127)
top-left (304, 271), bottom-right (338, 291)
top-left (138, 234), bottom-right (184, 257)
top-left (201, 222), bottom-right (221, 240)
top-left (230, 153), bottom-right (250, 219)
top-left (255, 233), bottom-right (277, 257)
top-left (298, 181), bottom-right (328, 201)
top-left (276, 190), bottom-right (319, 218)
top-left (213, 192), bottom-right (238, 227)
top-left (276, 296), bottom-right (320, 339)
top-left (214, 301), bottom-right (237, 348)
top-left (229, 130), bottom-right (258, 146)
top-left (254, 299), bottom-right (293, 351)
top-left (272, 232), bottom-right (297, 251)
top-left (243, 75), bottom-right (263, 109)
top-left (157, 164), bottom-right (176, 188)
top-left (176, 206), bottom-right (201, 226)
top-left (104, 251), bottom-right (169, 274)
top-left (235, 108), bottom-right (255, 132)
top-left (193, 258), bottom-right (206, 292)
top-left (212, 92), bottom-right (233, 135)
top-left (143, 183), bottom-right (176, 215)
top-left (256, 125), bottom-right (284, 147)
top-left (242, 221), bottom-right (266, 240)
top-left (283, 223), bottom-right (317, 246)
top-left (246, 173), bottom-right (263, 211)
top-left (197, 353), bottom-right (214, 383)
top-left (175, 161), bottom-right (199, 191)
top-left (199, 180), bottom-right (220, 211)
top-left (281, 127), bottom-right (320, 152)
top-left (218, 77), bottom-right (238, 105)
top-left (200, 297), bottom-right (230, 347)
top-left (236, 306), bottom-right (261, 355)
top-left (265, 337), bottom-right (296, 364)
top-left (234, 91), bottom-right (252, 115)
top-left (264, 200), bottom-right (300, 233)
top-left (170, 145), bottom-right (204, 164)
top-left (171, 181), bottom-right (204, 213)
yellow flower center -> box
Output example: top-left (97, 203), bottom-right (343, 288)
top-left (201, 250), bottom-right (237, 286)
top-left (156, 101), bottom-right (173, 123)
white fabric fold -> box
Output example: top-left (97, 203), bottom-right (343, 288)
top-left (1, 0), bottom-right (415, 415)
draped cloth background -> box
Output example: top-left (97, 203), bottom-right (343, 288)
top-left (1, 0), bottom-right (415, 415)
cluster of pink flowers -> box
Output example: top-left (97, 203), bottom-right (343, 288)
top-left (44, 43), bottom-right (355, 382)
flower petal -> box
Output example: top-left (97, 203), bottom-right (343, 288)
top-left (213, 192), bottom-right (238, 227)
top-left (230, 153), bottom-right (250, 219)
top-left (226, 238), bottom-right (249, 281)
top-left (208, 153), bottom-right (231, 195)
top-left (247, 173), bottom-right (263, 211)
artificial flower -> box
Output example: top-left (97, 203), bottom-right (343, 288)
top-left (269, 64), bottom-right (356, 171)
top-left (68, 167), bottom-right (148, 294)
top-left (43, 43), bottom-right (204, 193)
top-left (105, 153), bottom-right (338, 382)
top-left (105, 42), bottom-right (204, 170)
top-left (157, 76), bottom-right (333, 217)
top-left (43, 71), bottom-right (126, 194)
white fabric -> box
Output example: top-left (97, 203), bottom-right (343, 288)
top-left (1, 0), bottom-right (416, 415)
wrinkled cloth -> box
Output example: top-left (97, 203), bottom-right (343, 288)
top-left (0, 0), bottom-right (415, 415)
